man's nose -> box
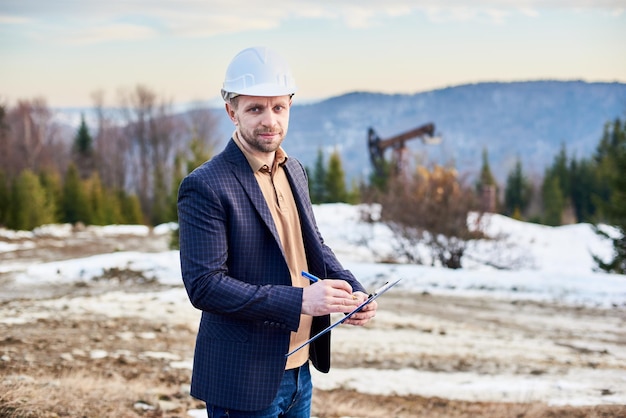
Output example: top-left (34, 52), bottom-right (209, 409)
top-left (260, 110), bottom-right (277, 127)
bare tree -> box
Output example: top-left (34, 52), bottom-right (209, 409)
top-left (91, 90), bottom-right (130, 192)
top-left (0, 100), bottom-right (10, 174)
top-left (91, 88), bottom-right (222, 225)
top-left (2, 98), bottom-right (68, 179)
top-left (184, 105), bottom-right (221, 162)
top-left (374, 165), bottom-right (485, 269)
top-left (118, 85), bottom-right (155, 210)
top-left (117, 85), bottom-right (185, 224)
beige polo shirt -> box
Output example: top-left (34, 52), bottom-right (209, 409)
top-left (233, 132), bottom-right (313, 369)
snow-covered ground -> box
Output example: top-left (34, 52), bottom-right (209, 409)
top-left (1, 203), bottom-right (625, 414)
top-left (3, 204), bottom-right (622, 308)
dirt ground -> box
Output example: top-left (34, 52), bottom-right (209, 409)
top-left (0, 229), bottom-right (625, 417)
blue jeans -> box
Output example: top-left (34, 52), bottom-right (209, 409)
top-left (206, 363), bottom-right (312, 418)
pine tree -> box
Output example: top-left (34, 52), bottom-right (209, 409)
top-left (9, 170), bottom-right (55, 230)
top-left (103, 189), bottom-right (124, 225)
top-left (60, 163), bottom-right (91, 224)
top-left (151, 166), bottom-right (169, 225)
top-left (87, 172), bottom-right (107, 225)
top-left (325, 149), bottom-right (348, 203)
top-left (74, 114), bottom-right (93, 154)
top-left (594, 119), bottom-right (626, 219)
top-left (73, 114), bottom-right (95, 179)
top-left (540, 144), bottom-right (573, 225)
top-left (593, 118), bottom-right (626, 274)
top-left (38, 169), bottom-right (62, 223)
top-left (0, 169), bottom-right (9, 226)
top-left (369, 158), bottom-right (393, 191)
top-left (542, 174), bottom-right (564, 226)
top-left (594, 119), bottom-right (625, 164)
top-left (569, 157), bottom-right (597, 223)
top-left (477, 148), bottom-right (496, 188)
top-left (119, 191), bottom-right (144, 225)
top-left (476, 148), bottom-right (498, 212)
top-left (310, 148), bottom-right (327, 204)
top-left (346, 178), bottom-right (362, 204)
top-left (504, 158), bottom-right (533, 219)
top-left (551, 144), bottom-right (570, 196)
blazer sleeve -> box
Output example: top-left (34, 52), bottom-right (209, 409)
top-left (177, 170), bottom-right (303, 332)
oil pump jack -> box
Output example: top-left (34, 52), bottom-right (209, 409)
top-left (368, 122), bottom-right (441, 179)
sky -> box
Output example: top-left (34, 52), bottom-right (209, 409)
top-left (1, 1), bottom-right (625, 108)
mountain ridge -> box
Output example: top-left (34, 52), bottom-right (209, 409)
top-left (279, 80), bottom-right (626, 183)
top-left (55, 80), bottom-right (626, 184)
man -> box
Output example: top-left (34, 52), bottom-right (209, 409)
top-left (177, 46), bottom-right (377, 418)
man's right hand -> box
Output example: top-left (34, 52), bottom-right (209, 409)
top-left (301, 279), bottom-right (360, 316)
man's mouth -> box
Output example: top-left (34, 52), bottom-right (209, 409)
top-left (258, 131), bottom-right (280, 138)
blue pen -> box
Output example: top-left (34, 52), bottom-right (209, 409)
top-left (301, 271), bottom-right (320, 283)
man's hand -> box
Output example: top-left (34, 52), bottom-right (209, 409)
top-left (343, 291), bottom-right (377, 326)
top-left (301, 279), bottom-right (359, 316)
top-left (302, 283), bottom-right (377, 326)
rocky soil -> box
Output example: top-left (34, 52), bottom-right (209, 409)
top-left (1, 229), bottom-right (625, 417)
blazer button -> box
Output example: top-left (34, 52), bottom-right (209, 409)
top-left (264, 321), bottom-right (270, 326)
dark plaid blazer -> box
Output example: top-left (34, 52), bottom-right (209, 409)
top-left (177, 139), bottom-right (365, 411)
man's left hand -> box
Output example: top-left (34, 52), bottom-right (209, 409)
top-left (343, 291), bottom-right (377, 326)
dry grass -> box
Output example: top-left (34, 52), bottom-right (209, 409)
top-left (312, 389), bottom-right (626, 418)
top-left (0, 370), bottom-right (186, 418)
top-left (2, 368), bottom-right (625, 418)
top-left (4, 381), bottom-right (625, 418)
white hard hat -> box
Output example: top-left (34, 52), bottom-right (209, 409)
top-left (221, 46), bottom-right (297, 101)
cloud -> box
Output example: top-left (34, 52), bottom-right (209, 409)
top-left (1, 0), bottom-right (624, 44)
top-left (0, 14), bottom-right (32, 24)
top-left (151, 9), bottom-right (282, 38)
top-left (65, 23), bottom-right (157, 45)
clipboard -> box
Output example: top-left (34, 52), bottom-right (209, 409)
top-left (286, 277), bottom-right (402, 357)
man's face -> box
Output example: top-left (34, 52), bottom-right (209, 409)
top-left (226, 95), bottom-right (292, 155)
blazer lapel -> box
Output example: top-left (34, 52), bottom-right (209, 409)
top-left (284, 159), bottom-right (326, 276)
top-left (223, 140), bottom-right (284, 255)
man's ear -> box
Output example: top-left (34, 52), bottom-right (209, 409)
top-left (225, 103), bottom-right (237, 125)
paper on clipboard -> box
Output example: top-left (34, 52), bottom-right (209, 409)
top-left (286, 277), bottom-right (402, 357)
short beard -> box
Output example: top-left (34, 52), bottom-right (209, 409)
top-left (238, 125), bottom-right (285, 153)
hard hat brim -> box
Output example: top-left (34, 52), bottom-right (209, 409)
top-left (223, 84), bottom-right (297, 101)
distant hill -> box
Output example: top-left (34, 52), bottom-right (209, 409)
top-left (269, 80), bottom-right (626, 184)
top-left (210, 80), bottom-right (626, 183)
top-left (58, 80), bottom-right (626, 184)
